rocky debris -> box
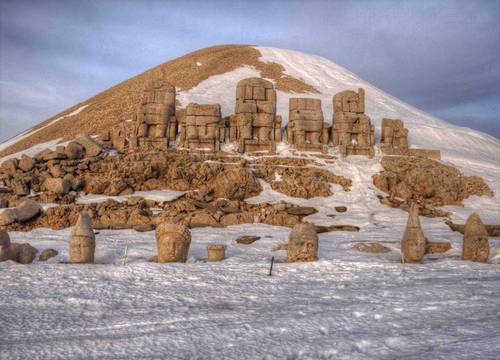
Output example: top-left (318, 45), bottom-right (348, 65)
top-left (373, 156), bottom-right (493, 208)
top-left (401, 203), bottom-right (427, 263)
top-left (156, 223), bottom-right (191, 263)
top-left (180, 103), bottom-right (224, 151)
top-left (0, 199), bottom-right (41, 226)
top-left (380, 119), bottom-right (409, 155)
top-left (335, 206), bottom-right (347, 213)
top-left (230, 77), bottom-right (281, 153)
top-left (0, 230), bottom-right (13, 261)
top-left (315, 224), bottom-right (360, 233)
top-left (208, 167), bottom-right (261, 201)
top-left (0, 232), bottom-right (37, 264)
top-left (377, 195), bottom-right (450, 218)
top-left (287, 206), bottom-right (317, 216)
top-left (287, 222), bottom-right (318, 262)
top-left (18, 155), bottom-right (36, 172)
top-left (207, 244), bottom-right (226, 261)
top-left (462, 213), bottom-right (489, 263)
top-left (332, 88), bottom-right (374, 157)
top-left (287, 98), bottom-right (329, 152)
top-left (10, 243), bottom-right (38, 264)
top-left (236, 235), bottom-right (260, 245)
top-left (425, 241), bottom-right (451, 254)
top-left (39, 248), bottom-right (59, 261)
top-left (75, 133), bottom-right (102, 157)
top-left (65, 141), bottom-right (84, 160)
top-left (43, 177), bottom-right (72, 195)
top-left (353, 242), bottom-right (391, 253)
top-left (69, 212), bottom-right (96, 264)
top-left (445, 220), bottom-right (500, 237)
top-left (254, 165), bottom-right (351, 199)
top-left (130, 78), bottom-right (176, 151)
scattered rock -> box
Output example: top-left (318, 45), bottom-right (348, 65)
top-left (236, 235), bottom-right (260, 245)
top-left (43, 177), bottom-right (72, 195)
top-left (353, 242), bottom-right (391, 253)
top-left (65, 141), bottom-right (84, 160)
top-left (0, 199), bottom-right (41, 226)
top-left (39, 248), bottom-right (59, 261)
top-left (445, 220), bottom-right (500, 237)
top-left (18, 154), bottom-right (36, 172)
top-left (75, 133), bottom-right (102, 157)
top-left (315, 224), bottom-right (360, 233)
top-left (335, 206), bottom-right (347, 213)
top-left (425, 241), bottom-right (451, 254)
top-left (287, 206), bottom-right (316, 216)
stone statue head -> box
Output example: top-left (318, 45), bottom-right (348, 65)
top-left (287, 223), bottom-right (318, 262)
top-left (156, 223), bottom-right (191, 263)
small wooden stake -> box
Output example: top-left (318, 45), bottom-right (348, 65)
top-left (268, 256), bottom-right (275, 276)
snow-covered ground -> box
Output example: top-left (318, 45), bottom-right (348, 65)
top-left (1, 218), bottom-right (499, 360)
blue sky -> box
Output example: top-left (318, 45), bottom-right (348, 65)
top-left (0, 0), bottom-right (499, 141)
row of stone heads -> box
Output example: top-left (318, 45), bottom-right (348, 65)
top-left (102, 77), bottom-right (419, 157)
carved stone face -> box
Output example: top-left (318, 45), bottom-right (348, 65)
top-left (287, 223), bottom-right (318, 262)
top-left (156, 223), bottom-right (191, 263)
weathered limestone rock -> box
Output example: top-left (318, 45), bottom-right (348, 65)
top-left (39, 248), bottom-right (59, 261)
top-left (156, 223), bottom-right (191, 263)
top-left (353, 242), bottom-right (391, 253)
top-left (10, 243), bottom-right (37, 264)
top-left (0, 199), bottom-right (41, 226)
top-left (332, 88), bottom-right (374, 157)
top-left (287, 222), bottom-right (318, 262)
top-left (425, 241), bottom-right (451, 254)
top-left (181, 103), bottom-right (224, 151)
top-left (401, 203), bottom-right (427, 263)
top-left (462, 213), bottom-right (489, 263)
top-left (131, 78), bottom-right (176, 151)
top-left (287, 98), bottom-right (328, 152)
top-left (0, 230), bottom-right (14, 262)
top-left (207, 244), bottom-right (226, 261)
top-left (65, 141), bottom-right (84, 160)
top-left (69, 212), bottom-right (96, 264)
top-left (408, 148), bottom-right (441, 160)
top-left (236, 235), bottom-right (260, 245)
top-left (380, 118), bottom-right (409, 155)
top-left (75, 133), bottom-right (102, 157)
top-left (0, 158), bottom-right (18, 175)
top-left (43, 177), bottom-right (72, 195)
top-left (18, 154), bottom-right (36, 172)
top-left (230, 78), bottom-right (280, 153)
top-left (373, 156), bottom-right (493, 207)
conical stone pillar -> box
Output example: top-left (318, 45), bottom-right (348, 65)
top-left (401, 203), bottom-right (426, 263)
top-left (462, 213), bottom-right (489, 263)
top-left (69, 212), bottom-right (96, 263)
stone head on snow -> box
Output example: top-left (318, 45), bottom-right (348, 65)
top-left (287, 222), bottom-right (318, 262)
top-left (69, 212), bottom-right (96, 264)
top-left (156, 222), bottom-right (191, 263)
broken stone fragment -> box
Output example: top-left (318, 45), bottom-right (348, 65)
top-left (353, 242), bottom-right (391, 253)
top-left (462, 213), bottom-right (489, 263)
top-left (0, 199), bottom-right (41, 226)
top-left (235, 235), bottom-right (260, 245)
top-left (425, 241), bottom-right (451, 254)
top-left (18, 154), bottom-right (36, 172)
top-left (69, 212), bottom-right (96, 264)
top-left (207, 244), bottom-right (226, 262)
top-left (0, 232), bottom-right (37, 264)
top-left (75, 133), bottom-right (102, 157)
top-left (39, 248), bottom-right (59, 261)
top-left (287, 222), bottom-right (318, 262)
top-left (43, 177), bottom-right (72, 195)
